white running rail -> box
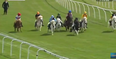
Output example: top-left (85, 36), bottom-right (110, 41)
top-left (0, 33), bottom-right (69, 59)
top-left (56, 0), bottom-right (116, 22)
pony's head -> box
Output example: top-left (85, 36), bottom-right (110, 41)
top-left (37, 15), bottom-right (43, 20)
top-left (57, 18), bottom-right (60, 21)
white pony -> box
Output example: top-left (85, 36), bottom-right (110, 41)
top-left (48, 20), bottom-right (56, 35)
top-left (56, 18), bottom-right (63, 31)
top-left (35, 15), bottom-right (43, 31)
top-left (80, 17), bottom-right (87, 31)
top-left (111, 16), bottom-right (116, 30)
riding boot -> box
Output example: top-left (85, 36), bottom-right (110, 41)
top-left (61, 22), bottom-right (63, 27)
top-left (70, 26), bottom-right (74, 32)
top-left (35, 21), bottom-right (37, 27)
top-left (85, 23), bottom-right (88, 28)
top-left (48, 24), bottom-right (51, 29)
top-left (109, 21), bottom-right (112, 26)
top-left (41, 20), bottom-right (44, 26)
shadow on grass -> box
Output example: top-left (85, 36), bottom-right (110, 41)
top-left (30, 29), bottom-right (38, 31)
top-left (54, 30), bottom-right (66, 32)
top-left (67, 34), bottom-right (75, 36)
top-left (102, 30), bottom-right (114, 33)
top-left (41, 33), bottom-right (51, 36)
top-left (8, 31), bottom-right (16, 33)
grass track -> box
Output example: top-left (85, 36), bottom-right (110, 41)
top-left (0, 0), bottom-right (116, 59)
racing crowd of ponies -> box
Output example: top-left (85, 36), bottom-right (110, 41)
top-left (14, 10), bottom-right (116, 35)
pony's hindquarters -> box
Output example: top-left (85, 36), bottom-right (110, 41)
top-left (36, 16), bottom-right (43, 31)
top-left (50, 20), bottom-right (56, 35)
top-left (36, 21), bottom-right (42, 31)
top-left (56, 18), bottom-right (62, 31)
top-left (112, 17), bottom-right (116, 30)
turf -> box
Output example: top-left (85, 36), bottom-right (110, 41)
top-left (0, 0), bottom-right (116, 59)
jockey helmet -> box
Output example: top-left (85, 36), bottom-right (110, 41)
top-left (37, 11), bottom-right (40, 14)
top-left (69, 10), bottom-right (71, 13)
top-left (84, 11), bottom-right (87, 13)
top-left (58, 13), bottom-right (60, 15)
top-left (18, 13), bottom-right (21, 16)
top-left (51, 15), bottom-right (54, 18)
top-left (75, 17), bottom-right (78, 20)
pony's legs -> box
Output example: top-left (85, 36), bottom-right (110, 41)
top-left (74, 30), bottom-right (78, 35)
top-left (51, 28), bottom-right (53, 35)
top-left (20, 27), bottom-right (22, 32)
top-left (39, 26), bottom-right (42, 31)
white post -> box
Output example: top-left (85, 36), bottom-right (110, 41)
top-left (87, 5), bottom-right (90, 16)
top-left (103, 9), bottom-right (107, 22)
top-left (112, 1), bottom-right (114, 9)
top-left (67, 0), bottom-right (69, 9)
top-left (19, 42), bottom-right (24, 59)
top-left (36, 49), bottom-right (40, 59)
top-left (71, 1), bottom-right (74, 11)
top-left (65, 0), bottom-right (68, 9)
top-left (82, 3), bottom-right (85, 12)
top-left (69, 0), bottom-right (71, 10)
top-left (2, 37), bottom-right (7, 53)
top-left (36, 49), bottom-right (43, 59)
top-left (97, 8), bottom-right (101, 20)
top-left (27, 46), bottom-right (31, 59)
top-left (10, 40), bottom-right (14, 56)
top-left (108, 1), bottom-right (110, 8)
top-left (77, 2), bottom-right (81, 14)
top-left (102, 2), bottom-right (103, 6)
top-left (105, 2), bottom-right (106, 7)
top-left (109, 10), bottom-right (112, 14)
top-left (63, 0), bottom-right (65, 7)
top-left (92, 6), bottom-right (96, 18)
top-left (74, 2), bottom-right (77, 13)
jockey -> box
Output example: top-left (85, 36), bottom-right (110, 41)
top-left (82, 11), bottom-right (88, 28)
top-left (49, 15), bottom-right (57, 22)
top-left (14, 12), bottom-right (23, 27)
top-left (48, 17), bottom-right (56, 29)
top-left (70, 18), bottom-right (80, 32)
top-left (56, 13), bottom-right (63, 27)
top-left (109, 15), bottom-right (112, 26)
top-left (16, 12), bottom-right (21, 21)
top-left (35, 11), bottom-right (44, 27)
top-left (56, 13), bottom-right (62, 20)
top-left (66, 10), bottom-right (73, 20)
top-left (112, 12), bottom-right (116, 17)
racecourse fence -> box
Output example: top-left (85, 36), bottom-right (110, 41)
top-left (0, 33), bottom-right (69, 59)
top-left (55, 0), bottom-right (116, 22)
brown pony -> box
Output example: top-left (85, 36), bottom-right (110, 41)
top-left (64, 16), bottom-right (73, 31)
top-left (14, 20), bottom-right (22, 32)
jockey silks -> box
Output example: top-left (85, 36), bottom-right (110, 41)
top-left (16, 15), bottom-right (21, 20)
top-left (82, 13), bottom-right (87, 18)
top-left (49, 15), bottom-right (57, 22)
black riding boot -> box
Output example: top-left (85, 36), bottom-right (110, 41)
top-left (109, 21), bottom-right (112, 26)
top-left (41, 20), bottom-right (44, 26)
top-left (48, 24), bottom-right (51, 29)
top-left (61, 22), bottom-right (63, 27)
top-left (35, 21), bottom-right (37, 27)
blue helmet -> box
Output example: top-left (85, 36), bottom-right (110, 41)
top-left (69, 10), bottom-right (71, 13)
top-left (51, 15), bottom-right (54, 18)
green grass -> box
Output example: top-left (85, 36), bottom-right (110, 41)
top-left (74, 0), bottom-right (116, 10)
top-left (0, 0), bottom-right (116, 59)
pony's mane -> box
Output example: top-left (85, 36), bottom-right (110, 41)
top-left (37, 15), bottom-right (43, 21)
